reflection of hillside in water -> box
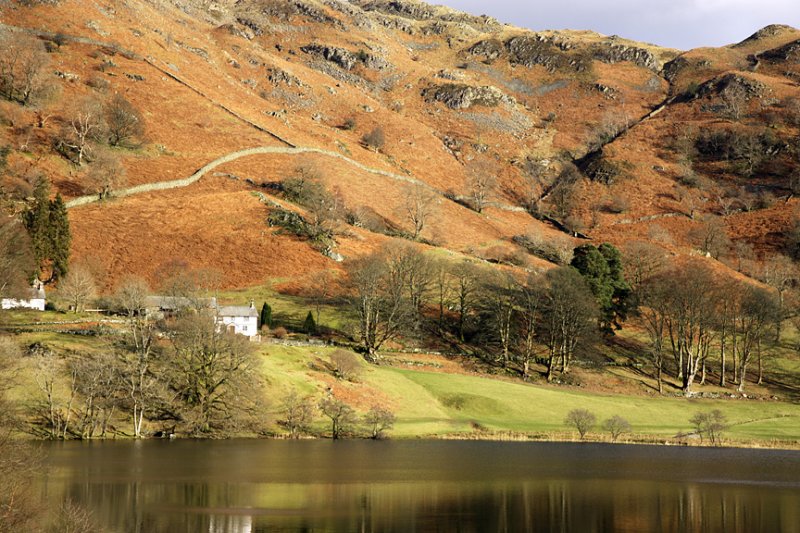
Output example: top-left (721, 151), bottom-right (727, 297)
top-left (41, 440), bottom-right (800, 532)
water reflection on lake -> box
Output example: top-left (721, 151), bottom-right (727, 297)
top-left (39, 440), bottom-right (800, 532)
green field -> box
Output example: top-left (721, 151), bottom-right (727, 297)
top-left (4, 303), bottom-right (800, 447)
top-left (260, 344), bottom-right (800, 445)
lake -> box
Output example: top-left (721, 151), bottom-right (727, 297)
top-left (39, 440), bottom-right (800, 532)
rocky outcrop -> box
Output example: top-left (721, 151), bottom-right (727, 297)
top-left (422, 83), bottom-right (513, 109)
top-left (699, 73), bottom-right (768, 99)
top-left (733, 24), bottom-right (799, 48)
top-left (469, 35), bottom-right (663, 72)
top-left (362, 0), bottom-right (437, 20)
top-left (505, 35), bottom-right (590, 73)
top-left (590, 43), bottom-right (660, 71)
top-left (466, 39), bottom-right (504, 62)
top-left (352, 0), bottom-right (500, 32)
top-left (266, 67), bottom-right (305, 87)
top-left (300, 44), bottom-right (389, 71)
top-left (662, 56), bottom-right (690, 82)
top-left (761, 39), bottom-right (800, 62)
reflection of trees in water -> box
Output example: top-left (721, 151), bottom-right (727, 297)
top-left (54, 478), bottom-right (798, 532)
top-left (41, 441), bottom-right (799, 533)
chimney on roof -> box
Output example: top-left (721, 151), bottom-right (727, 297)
top-left (249, 299), bottom-right (255, 309)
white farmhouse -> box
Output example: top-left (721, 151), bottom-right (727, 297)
top-left (216, 301), bottom-right (259, 337)
top-left (1, 280), bottom-right (46, 311)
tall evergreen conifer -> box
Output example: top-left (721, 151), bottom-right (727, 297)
top-left (259, 302), bottom-right (272, 329)
top-left (22, 178), bottom-right (71, 281)
top-left (49, 193), bottom-right (71, 279)
top-left (303, 311), bottom-right (317, 335)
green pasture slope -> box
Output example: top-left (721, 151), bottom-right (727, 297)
top-left (263, 345), bottom-right (800, 445)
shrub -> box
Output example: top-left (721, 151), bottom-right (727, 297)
top-left (361, 127), bottom-right (385, 152)
top-left (329, 350), bottom-right (362, 382)
top-left (605, 195), bottom-right (630, 214)
top-left (272, 326), bottom-right (288, 339)
top-left (690, 409), bottom-right (727, 446)
top-left (602, 415), bottom-right (631, 442)
top-left (364, 405), bottom-right (396, 439)
top-left (85, 75), bottom-right (110, 91)
top-left (564, 408), bottom-right (596, 440)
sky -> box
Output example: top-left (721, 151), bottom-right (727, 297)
top-left (435, 0), bottom-right (800, 50)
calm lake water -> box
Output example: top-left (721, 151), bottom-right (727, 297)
top-left (39, 440), bottom-right (800, 532)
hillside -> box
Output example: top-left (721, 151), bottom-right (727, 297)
top-left (0, 0), bottom-right (797, 290)
top-left (1, 0), bottom-right (800, 444)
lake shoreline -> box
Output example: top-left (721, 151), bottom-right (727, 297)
top-left (24, 431), bottom-right (799, 451)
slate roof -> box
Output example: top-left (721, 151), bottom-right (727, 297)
top-left (217, 306), bottom-right (258, 318)
top-left (145, 296), bottom-right (217, 310)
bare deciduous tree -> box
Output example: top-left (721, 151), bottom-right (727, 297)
top-left (690, 215), bottom-right (731, 259)
top-left (361, 127), bottom-right (385, 152)
top-left (319, 396), bottom-right (357, 440)
top-left (70, 352), bottom-right (119, 439)
top-left (347, 248), bottom-right (414, 361)
top-left (168, 312), bottom-right (261, 436)
top-left (451, 261), bottom-right (482, 342)
top-left (481, 271), bottom-right (518, 369)
top-left (59, 263), bottom-right (96, 312)
top-left (516, 274), bottom-right (542, 380)
top-left (309, 269), bottom-right (335, 326)
top-left (602, 415), bottom-right (631, 442)
top-left (541, 267), bottom-right (598, 381)
top-left (105, 93), bottom-right (144, 147)
top-left (280, 389), bottom-right (316, 439)
top-left (564, 408), bottom-right (595, 440)
top-left (0, 31), bottom-right (52, 106)
top-left (364, 405), bottom-right (395, 439)
top-left (466, 162), bottom-right (496, 213)
top-left (734, 286), bottom-right (779, 392)
top-left (84, 149), bottom-right (126, 199)
top-left (57, 97), bottom-right (107, 165)
top-left (115, 276), bottom-right (158, 438)
top-left (403, 184), bottom-right (437, 240)
top-left (720, 82), bottom-right (747, 121)
top-left (690, 409), bottom-right (727, 446)
top-left (760, 254), bottom-right (795, 341)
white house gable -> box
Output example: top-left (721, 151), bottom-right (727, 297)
top-left (1, 280), bottom-right (46, 311)
top-left (215, 301), bottom-right (259, 337)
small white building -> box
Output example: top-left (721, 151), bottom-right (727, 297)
top-left (216, 301), bottom-right (259, 337)
top-left (1, 280), bottom-right (46, 311)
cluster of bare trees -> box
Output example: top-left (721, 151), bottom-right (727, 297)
top-left (638, 260), bottom-right (780, 395)
top-left (28, 273), bottom-right (264, 439)
top-left (53, 93), bottom-right (144, 197)
top-left (345, 243), bottom-right (599, 381)
top-left (0, 31), bottom-right (54, 106)
top-left (279, 386), bottom-right (395, 440)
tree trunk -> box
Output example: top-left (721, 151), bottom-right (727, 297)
top-left (363, 348), bottom-right (379, 365)
top-left (657, 362), bottom-right (663, 395)
top-left (757, 338), bottom-right (763, 385)
top-left (738, 361), bottom-right (748, 392)
top-left (719, 333), bottom-right (726, 387)
top-left (700, 359), bottom-right (706, 385)
top-left (546, 351), bottom-right (556, 382)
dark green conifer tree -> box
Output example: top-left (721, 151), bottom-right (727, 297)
top-left (303, 311), bottom-right (317, 335)
top-left (22, 179), bottom-right (71, 282)
top-left (49, 193), bottom-right (71, 279)
top-left (259, 302), bottom-right (272, 329)
top-left (571, 243), bottom-right (632, 333)
top-left (24, 177), bottom-right (53, 266)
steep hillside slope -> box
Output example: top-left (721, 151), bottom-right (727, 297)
top-left (1, 0), bottom-right (799, 290)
